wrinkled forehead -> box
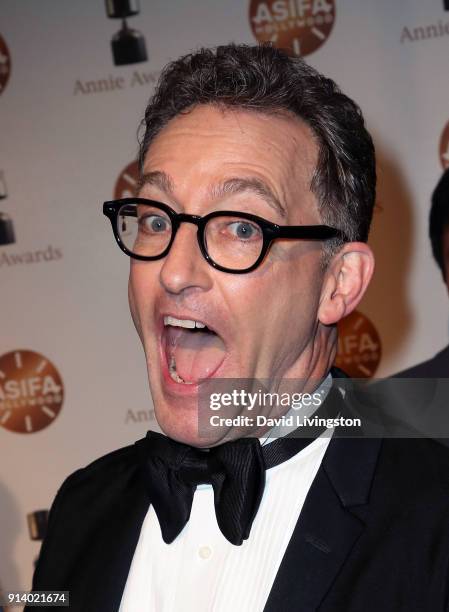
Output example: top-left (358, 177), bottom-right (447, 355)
top-left (141, 105), bottom-right (320, 220)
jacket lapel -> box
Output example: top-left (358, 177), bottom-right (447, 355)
top-left (264, 436), bottom-right (382, 612)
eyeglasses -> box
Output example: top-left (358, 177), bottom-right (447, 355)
top-left (103, 198), bottom-right (348, 274)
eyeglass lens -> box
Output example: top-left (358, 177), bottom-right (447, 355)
top-left (117, 203), bottom-right (264, 270)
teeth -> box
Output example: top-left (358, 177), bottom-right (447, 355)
top-left (164, 315), bottom-right (206, 329)
top-left (169, 356), bottom-right (185, 383)
top-left (168, 356), bottom-right (193, 385)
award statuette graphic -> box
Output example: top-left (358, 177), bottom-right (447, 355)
top-left (105, 0), bottom-right (148, 66)
top-left (0, 170), bottom-right (15, 246)
top-left (28, 509), bottom-right (49, 566)
top-left (0, 350), bottom-right (64, 434)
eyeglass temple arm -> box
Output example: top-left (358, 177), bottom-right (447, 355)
top-left (276, 225), bottom-right (348, 241)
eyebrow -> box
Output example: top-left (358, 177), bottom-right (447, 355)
top-left (138, 171), bottom-right (287, 219)
top-left (210, 177), bottom-right (287, 219)
top-left (138, 171), bottom-right (174, 195)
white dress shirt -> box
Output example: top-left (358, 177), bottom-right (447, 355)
top-left (119, 431), bottom-right (332, 611)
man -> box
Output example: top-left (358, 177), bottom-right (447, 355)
top-left (395, 168), bottom-right (449, 377)
top-left (29, 45), bottom-right (449, 611)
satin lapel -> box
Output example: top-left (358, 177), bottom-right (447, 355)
top-left (264, 437), bottom-right (382, 612)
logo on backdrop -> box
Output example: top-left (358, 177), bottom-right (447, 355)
top-left (440, 121), bottom-right (449, 169)
top-left (249, 0), bottom-right (336, 57)
top-left (114, 160), bottom-right (139, 199)
top-left (73, 2), bottom-right (158, 97)
top-left (106, 0), bottom-right (148, 66)
top-left (124, 407), bottom-right (155, 425)
top-left (0, 34), bottom-right (11, 95)
top-left (0, 350), bottom-right (64, 434)
top-left (0, 170), bottom-right (64, 269)
top-left (400, 1), bottom-right (449, 44)
top-left (335, 310), bottom-right (381, 378)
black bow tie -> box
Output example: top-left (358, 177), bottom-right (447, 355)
top-left (135, 384), bottom-right (344, 545)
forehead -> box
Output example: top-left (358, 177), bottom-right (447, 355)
top-left (142, 105), bottom-right (319, 221)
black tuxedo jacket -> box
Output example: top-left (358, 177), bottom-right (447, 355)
top-left (28, 433), bottom-right (449, 612)
top-left (394, 344), bottom-right (449, 378)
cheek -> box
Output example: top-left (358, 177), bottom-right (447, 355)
top-left (258, 252), bottom-right (323, 339)
top-left (128, 272), bottom-right (143, 339)
top-left (219, 257), bottom-right (316, 346)
top-left (216, 245), bottom-right (323, 335)
top-left (128, 263), bottom-right (157, 331)
top-left (129, 261), bottom-right (156, 302)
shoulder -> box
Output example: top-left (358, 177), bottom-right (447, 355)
top-left (31, 439), bottom-right (149, 594)
top-left (40, 440), bottom-right (147, 552)
top-left (62, 442), bottom-right (141, 485)
top-left (393, 344), bottom-right (449, 378)
top-left (376, 437), bottom-right (449, 497)
top-left (53, 441), bottom-right (145, 512)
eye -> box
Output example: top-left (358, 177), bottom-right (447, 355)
top-left (227, 221), bottom-right (261, 240)
top-left (139, 214), bottom-right (170, 233)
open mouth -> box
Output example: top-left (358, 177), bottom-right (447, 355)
top-left (162, 315), bottom-right (226, 385)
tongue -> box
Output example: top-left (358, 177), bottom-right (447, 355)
top-left (166, 327), bottom-right (226, 382)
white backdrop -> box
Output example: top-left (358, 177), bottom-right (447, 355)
top-left (1, 0), bottom-right (449, 593)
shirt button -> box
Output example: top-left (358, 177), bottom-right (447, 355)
top-left (198, 545), bottom-right (212, 559)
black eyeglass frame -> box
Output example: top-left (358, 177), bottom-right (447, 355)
top-left (103, 197), bottom-right (349, 274)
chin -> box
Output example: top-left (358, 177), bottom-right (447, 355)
top-left (154, 405), bottom-right (226, 448)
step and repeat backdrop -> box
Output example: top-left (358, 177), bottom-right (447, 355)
top-left (1, 0), bottom-right (449, 593)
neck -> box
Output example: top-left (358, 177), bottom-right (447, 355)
top-left (261, 371), bottom-right (334, 444)
top-left (252, 323), bottom-right (337, 440)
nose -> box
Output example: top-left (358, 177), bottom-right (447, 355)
top-left (159, 222), bottom-right (213, 295)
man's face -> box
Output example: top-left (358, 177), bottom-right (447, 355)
top-left (129, 105), bottom-right (328, 445)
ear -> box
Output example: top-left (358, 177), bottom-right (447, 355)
top-left (317, 242), bottom-right (375, 326)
